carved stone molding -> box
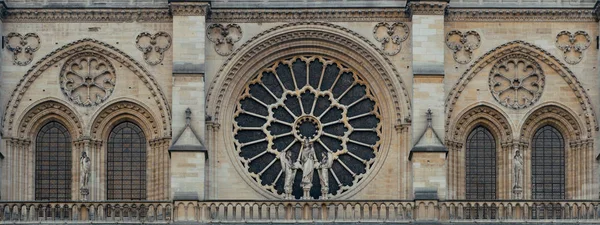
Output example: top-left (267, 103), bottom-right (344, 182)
top-left (18, 100), bottom-right (83, 139)
top-left (169, 2), bottom-right (209, 16)
top-left (208, 8), bottom-right (410, 23)
top-left (407, 1), bottom-right (448, 16)
top-left (5, 32), bottom-right (40, 66)
top-left (520, 105), bottom-right (582, 141)
top-left (90, 101), bottom-right (159, 139)
top-left (207, 24), bottom-right (242, 56)
top-left (136, 32), bottom-right (172, 65)
top-left (489, 54), bottom-right (545, 110)
top-left (555, 31), bottom-right (591, 65)
top-left (2, 39), bottom-right (171, 136)
top-left (373, 22), bottom-right (409, 56)
top-left (2, 8), bottom-right (172, 23)
top-left (448, 104), bottom-right (512, 143)
top-left (60, 52), bottom-right (117, 107)
top-left (447, 8), bottom-right (596, 22)
top-left (445, 30), bottom-right (480, 64)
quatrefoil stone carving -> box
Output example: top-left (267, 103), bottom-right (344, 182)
top-left (373, 22), bottom-right (409, 56)
top-left (136, 32), bottom-right (172, 65)
top-left (445, 30), bottom-right (481, 64)
top-left (207, 24), bottom-right (242, 56)
top-left (555, 31), bottom-right (590, 65)
top-left (5, 32), bottom-right (41, 66)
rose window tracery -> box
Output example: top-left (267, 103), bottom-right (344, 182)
top-left (489, 55), bottom-right (544, 109)
top-left (233, 56), bottom-right (382, 199)
top-left (60, 52), bottom-right (116, 106)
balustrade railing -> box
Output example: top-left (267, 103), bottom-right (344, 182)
top-left (0, 201), bottom-right (172, 222)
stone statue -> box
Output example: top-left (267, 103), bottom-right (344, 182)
top-left (80, 151), bottom-right (91, 200)
top-left (280, 150), bottom-right (295, 199)
top-left (318, 151), bottom-right (334, 199)
top-left (299, 138), bottom-right (317, 199)
top-left (513, 148), bottom-right (523, 199)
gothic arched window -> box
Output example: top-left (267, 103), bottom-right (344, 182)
top-left (532, 125), bottom-right (565, 199)
top-left (107, 122), bottom-right (147, 200)
top-left (465, 126), bottom-right (496, 199)
top-left (35, 121), bottom-right (72, 200)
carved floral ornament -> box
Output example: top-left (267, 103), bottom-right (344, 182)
top-left (5, 32), bottom-right (41, 66)
top-left (445, 30), bottom-right (481, 64)
top-left (234, 56), bottom-right (382, 200)
top-left (372, 22), bottom-right (409, 56)
top-left (555, 31), bottom-right (591, 65)
top-left (489, 54), bottom-right (545, 109)
top-left (60, 52), bottom-right (116, 107)
top-left (207, 23), bottom-right (242, 56)
top-left (135, 32), bottom-right (172, 66)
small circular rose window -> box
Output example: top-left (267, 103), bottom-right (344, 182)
top-left (489, 54), bottom-right (544, 109)
top-left (233, 56), bottom-right (382, 199)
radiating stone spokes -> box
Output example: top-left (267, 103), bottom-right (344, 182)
top-left (5, 32), bottom-right (41, 66)
top-left (60, 52), bottom-right (116, 107)
top-left (207, 23), bottom-right (242, 56)
top-left (555, 30), bottom-right (590, 65)
top-left (233, 55), bottom-right (382, 199)
top-left (373, 22), bottom-right (409, 56)
top-left (489, 54), bottom-right (545, 109)
top-left (446, 30), bottom-right (481, 64)
top-left (135, 31), bottom-right (172, 65)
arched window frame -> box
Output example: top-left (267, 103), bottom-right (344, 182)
top-left (464, 125), bottom-right (498, 200)
top-left (530, 125), bottom-right (565, 199)
top-left (35, 121), bottom-right (73, 200)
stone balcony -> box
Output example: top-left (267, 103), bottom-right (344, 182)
top-left (1, 200), bottom-right (599, 223)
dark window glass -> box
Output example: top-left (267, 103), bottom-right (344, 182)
top-left (107, 122), bottom-right (146, 200)
top-left (532, 125), bottom-right (565, 199)
top-left (35, 121), bottom-right (72, 200)
top-left (465, 126), bottom-right (496, 199)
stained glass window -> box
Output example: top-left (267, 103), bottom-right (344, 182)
top-left (107, 122), bottom-right (147, 200)
top-left (465, 126), bottom-right (496, 199)
top-left (35, 121), bottom-right (72, 200)
top-left (532, 125), bottom-right (565, 199)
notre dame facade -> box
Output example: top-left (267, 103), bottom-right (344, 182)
top-left (1, 0), bottom-right (600, 224)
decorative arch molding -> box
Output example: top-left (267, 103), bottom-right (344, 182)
top-left (17, 98), bottom-right (83, 140)
top-left (1, 38), bottom-right (171, 137)
top-left (445, 40), bottom-right (597, 138)
top-left (447, 103), bottom-right (513, 144)
top-left (519, 103), bottom-right (584, 142)
top-left (89, 99), bottom-right (160, 141)
top-left (206, 22), bottom-right (412, 124)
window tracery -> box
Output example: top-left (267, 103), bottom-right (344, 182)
top-left (465, 126), bottom-right (496, 200)
top-left (107, 122), bottom-right (147, 200)
top-left (489, 54), bottom-right (544, 109)
top-left (531, 125), bottom-right (565, 199)
top-left (60, 52), bottom-right (116, 107)
top-left (35, 121), bottom-right (72, 200)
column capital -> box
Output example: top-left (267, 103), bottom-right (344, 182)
top-left (407, 0), bottom-right (449, 16)
top-left (169, 1), bottom-right (210, 16)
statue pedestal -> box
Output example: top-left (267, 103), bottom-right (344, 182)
top-left (513, 186), bottom-right (523, 199)
top-left (80, 187), bottom-right (89, 201)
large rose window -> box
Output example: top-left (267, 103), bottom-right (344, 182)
top-left (233, 56), bottom-right (382, 199)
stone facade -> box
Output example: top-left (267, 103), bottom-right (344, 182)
top-left (1, 0), bottom-right (600, 223)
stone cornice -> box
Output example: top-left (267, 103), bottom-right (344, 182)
top-left (208, 8), bottom-right (409, 23)
top-left (169, 2), bottom-right (209, 16)
top-left (2, 8), bottom-right (172, 23)
top-left (407, 1), bottom-right (449, 16)
top-left (594, 1), bottom-right (600, 21)
top-left (447, 8), bottom-right (596, 22)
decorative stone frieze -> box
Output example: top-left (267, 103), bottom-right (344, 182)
top-left (373, 22), bottom-right (409, 56)
top-left (555, 31), bottom-right (591, 65)
top-left (489, 54), bottom-right (545, 110)
top-left (208, 8), bottom-right (410, 23)
top-left (136, 32), bottom-right (172, 66)
top-left (406, 1), bottom-right (448, 16)
top-left (447, 8), bottom-right (596, 22)
top-left (445, 30), bottom-right (480, 64)
top-left (60, 52), bottom-right (116, 107)
top-left (206, 24), bottom-right (242, 56)
top-left (169, 2), bottom-right (209, 16)
top-left (2, 9), bottom-right (172, 23)
top-left (5, 32), bottom-right (40, 66)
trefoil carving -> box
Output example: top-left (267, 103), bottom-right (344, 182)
top-left (60, 52), bottom-right (116, 107)
top-left (207, 24), bottom-right (242, 56)
top-left (373, 22), bottom-right (409, 56)
top-left (555, 31), bottom-right (591, 65)
top-left (5, 32), bottom-right (41, 66)
top-left (489, 54), bottom-right (545, 109)
top-left (445, 30), bottom-right (481, 64)
top-left (135, 32), bottom-right (172, 65)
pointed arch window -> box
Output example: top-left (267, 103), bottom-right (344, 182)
top-left (532, 125), bottom-right (565, 199)
top-left (35, 121), bottom-right (72, 200)
top-left (107, 122), bottom-right (147, 200)
top-left (465, 126), bottom-right (496, 199)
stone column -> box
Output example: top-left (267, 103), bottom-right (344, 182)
top-left (408, 0), bottom-right (449, 200)
top-left (169, 0), bottom-right (209, 201)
